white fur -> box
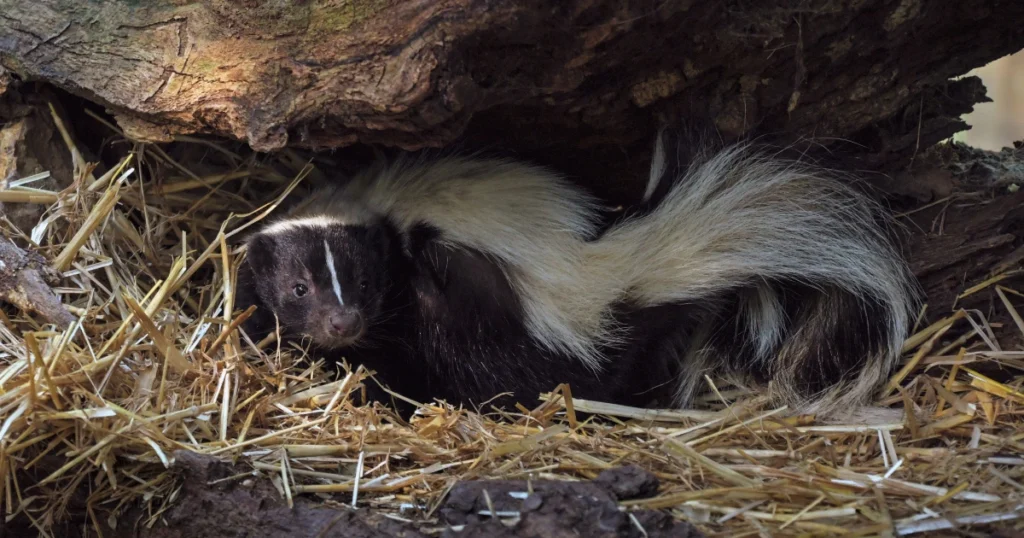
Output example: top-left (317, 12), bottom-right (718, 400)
top-left (323, 240), bottom-right (345, 306)
top-left (591, 146), bottom-right (918, 413)
top-left (644, 129), bottom-right (667, 203)
top-left (273, 145), bottom-right (917, 414)
top-left (292, 157), bottom-right (614, 368)
top-left (264, 213), bottom-right (374, 235)
top-left (740, 285), bottom-right (787, 361)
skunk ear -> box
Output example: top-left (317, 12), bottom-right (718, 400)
top-left (245, 233), bottom-right (277, 279)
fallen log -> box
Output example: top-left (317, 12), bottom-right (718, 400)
top-left (0, 0), bottom-right (1020, 173)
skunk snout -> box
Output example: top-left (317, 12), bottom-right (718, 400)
top-left (328, 308), bottom-right (364, 339)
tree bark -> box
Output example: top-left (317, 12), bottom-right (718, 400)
top-left (0, 235), bottom-right (74, 329)
top-left (3, 5), bottom-right (1024, 537)
top-left (0, 1), bottom-right (1021, 169)
top-left (903, 143), bottom-right (1024, 317)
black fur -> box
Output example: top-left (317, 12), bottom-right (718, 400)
top-left (238, 219), bottom-right (429, 410)
top-left (687, 282), bottom-right (892, 397)
top-left (235, 124), bottom-right (910, 415)
top-left (237, 217), bottom-right (695, 413)
top-left (605, 124), bottom-right (902, 404)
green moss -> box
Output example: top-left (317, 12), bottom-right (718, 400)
top-left (308, 0), bottom-right (389, 34)
top-left (190, 57), bottom-right (220, 74)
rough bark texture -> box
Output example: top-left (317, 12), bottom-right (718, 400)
top-left (2, 3), bottom-right (1024, 537)
top-left (0, 235), bottom-right (74, 328)
top-left (903, 142), bottom-right (1024, 317)
top-left (0, 65), bottom-right (9, 95)
top-left (0, 93), bottom-right (79, 328)
top-left (0, 93), bottom-right (75, 231)
top-left (105, 451), bottom-right (702, 538)
top-left (0, 0), bottom-right (1021, 171)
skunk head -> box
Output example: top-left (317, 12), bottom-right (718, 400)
top-left (245, 217), bottom-right (402, 349)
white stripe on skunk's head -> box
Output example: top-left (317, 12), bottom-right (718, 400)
top-left (245, 217), bottom-right (403, 349)
top-left (322, 239), bottom-right (345, 307)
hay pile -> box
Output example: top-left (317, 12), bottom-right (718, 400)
top-left (0, 106), bottom-right (1022, 537)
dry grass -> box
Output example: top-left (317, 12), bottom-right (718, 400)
top-left (0, 107), bottom-right (1022, 537)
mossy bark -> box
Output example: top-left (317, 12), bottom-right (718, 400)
top-left (0, 1), bottom-right (1021, 172)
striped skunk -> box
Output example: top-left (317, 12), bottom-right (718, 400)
top-left (236, 131), bottom-right (919, 417)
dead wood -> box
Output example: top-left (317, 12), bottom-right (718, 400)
top-left (0, 235), bottom-right (73, 328)
top-left (903, 142), bottom-right (1024, 315)
top-left (0, 1), bottom-right (1021, 173)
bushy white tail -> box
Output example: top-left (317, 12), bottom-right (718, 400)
top-left (291, 141), bottom-right (919, 415)
top-left (590, 143), bottom-right (920, 414)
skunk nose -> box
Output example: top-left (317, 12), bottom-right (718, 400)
top-left (329, 310), bottom-right (364, 337)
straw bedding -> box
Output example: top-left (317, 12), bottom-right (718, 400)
top-left (0, 105), bottom-right (1022, 537)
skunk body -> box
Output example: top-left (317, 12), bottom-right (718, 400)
top-left (238, 134), bottom-right (918, 416)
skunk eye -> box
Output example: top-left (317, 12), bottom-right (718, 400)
top-left (293, 283), bottom-right (308, 297)
top-left (359, 279), bottom-right (369, 291)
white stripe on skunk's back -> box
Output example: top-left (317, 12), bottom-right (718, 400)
top-left (290, 157), bottom-right (625, 369)
top-left (274, 146), bottom-right (917, 412)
